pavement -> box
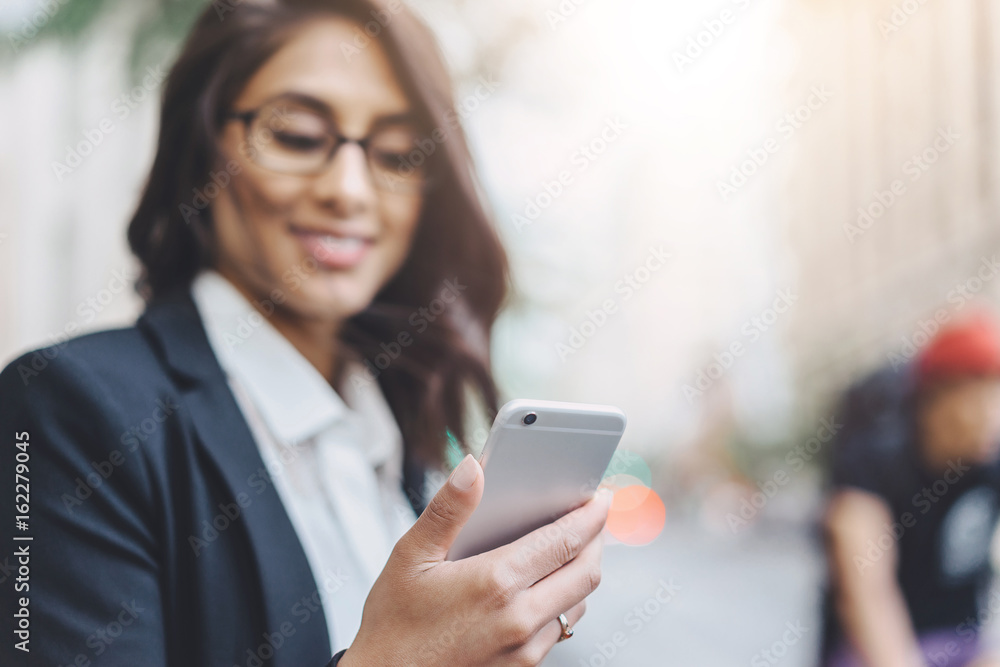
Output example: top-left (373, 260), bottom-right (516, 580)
top-left (544, 518), bottom-right (826, 667)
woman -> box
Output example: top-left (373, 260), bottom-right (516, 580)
top-left (0, 1), bottom-right (611, 665)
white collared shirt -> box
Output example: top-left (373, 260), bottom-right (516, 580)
top-left (190, 269), bottom-right (419, 655)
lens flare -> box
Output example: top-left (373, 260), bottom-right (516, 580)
top-left (602, 449), bottom-right (653, 488)
top-left (601, 473), bottom-right (648, 493)
top-left (605, 484), bottom-right (666, 546)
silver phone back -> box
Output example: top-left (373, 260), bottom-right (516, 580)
top-left (447, 399), bottom-right (626, 561)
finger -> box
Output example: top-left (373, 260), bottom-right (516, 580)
top-left (523, 532), bottom-right (604, 624)
top-left (510, 599), bottom-right (587, 666)
top-left (499, 488), bottom-right (612, 588)
top-left (398, 454), bottom-right (484, 563)
top-left (545, 598), bottom-right (587, 644)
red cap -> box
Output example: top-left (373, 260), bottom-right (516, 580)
top-left (917, 313), bottom-right (1000, 387)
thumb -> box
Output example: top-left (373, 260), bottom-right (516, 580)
top-left (402, 454), bottom-right (483, 562)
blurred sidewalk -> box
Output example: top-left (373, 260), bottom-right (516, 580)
top-left (545, 518), bottom-right (825, 667)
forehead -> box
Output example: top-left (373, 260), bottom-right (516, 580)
top-left (968, 378), bottom-right (1000, 395)
top-left (934, 377), bottom-right (1000, 403)
top-left (234, 16), bottom-right (412, 128)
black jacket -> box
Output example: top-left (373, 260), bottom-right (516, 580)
top-left (0, 289), bottom-right (428, 666)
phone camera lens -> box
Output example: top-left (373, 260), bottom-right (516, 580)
top-left (523, 412), bottom-right (537, 425)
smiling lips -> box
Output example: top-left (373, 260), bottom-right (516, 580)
top-left (290, 225), bottom-right (373, 269)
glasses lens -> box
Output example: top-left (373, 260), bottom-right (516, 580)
top-left (247, 101), bottom-right (332, 174)
top-left (367, 125), bottom-right (430, 192)
top-left (241, 99), bottom-right (433, 191)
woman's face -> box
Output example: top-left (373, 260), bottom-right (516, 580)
top-left (211, 16), bottom-right (424, 325)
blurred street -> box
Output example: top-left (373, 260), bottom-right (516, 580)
top-left (4, 0), bottom-right (1000, 665)
top-left (547, 518), bottom-right (825, 667)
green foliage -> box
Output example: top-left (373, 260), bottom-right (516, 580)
top-left (28, 0), bottom-right (118, 41)
top-left (6, 0), bottom-right (206, 82)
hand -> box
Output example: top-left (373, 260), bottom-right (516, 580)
top-left (339, 454), bottom-right (612, 667)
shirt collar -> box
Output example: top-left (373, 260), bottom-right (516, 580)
top-left (189, 269), bottom-right (400, 470)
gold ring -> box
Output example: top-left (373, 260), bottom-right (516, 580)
top-left (557, 613), bottom-right (574, 642)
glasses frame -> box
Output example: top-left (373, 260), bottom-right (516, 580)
top-left (224, 103), bottom-right (434, 195)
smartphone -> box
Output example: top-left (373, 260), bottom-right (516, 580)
top-left (446, 398), bottom-right (627, 561)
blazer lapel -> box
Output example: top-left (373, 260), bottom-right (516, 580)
top-left (137, 289), bottom-right (332, 666)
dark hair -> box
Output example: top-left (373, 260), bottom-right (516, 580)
top-left (127, 0), bottom-right (509, 468)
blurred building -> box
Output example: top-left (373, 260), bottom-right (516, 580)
top-left (2, 0), bottom-right (1000, 477)
top-left (782, 0), bottom-right (1000, 421)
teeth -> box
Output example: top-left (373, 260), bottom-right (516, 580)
top-left (319, 235), bottom-right (364, 250)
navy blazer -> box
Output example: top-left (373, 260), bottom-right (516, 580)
top-left (0, 289), bottom-right (429, 667)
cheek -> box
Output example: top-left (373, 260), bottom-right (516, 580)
top-left (220, 128), bottom-right (305, 215)
top-left (210, 173), bottom-right (309, 274)
top-left (219, 169), bottom-right (307, 239)
top-left (232, 165), bottom-right (304, 215)
top-left (378, 197), bottom-right (423, 260)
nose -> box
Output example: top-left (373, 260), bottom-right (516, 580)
top-left (311, 141), bottom-right (377, 217)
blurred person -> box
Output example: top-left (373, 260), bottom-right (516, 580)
top-left (821, 314), bottom-right (1000, 667)
top-left (0, 1), bottom-right (612, 665)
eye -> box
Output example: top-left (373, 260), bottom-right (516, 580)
top-left (274, 131), bottom-right (327, 152)
top-left (260, 102), bottom-right (331, 153)
top-left (370, 147), bottom-right (410, 168)
top-left (369, 127), bottom-right (422, 166)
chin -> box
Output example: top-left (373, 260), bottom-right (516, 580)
top-left (299, 274), bottom-right (378, 319)
top-left (980, 447), bottom-right (1000, 464)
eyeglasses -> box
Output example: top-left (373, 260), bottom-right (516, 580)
top-left (224, 96), bottom-right (433, 194)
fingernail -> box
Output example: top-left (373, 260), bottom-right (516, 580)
top-left (596, 488), bottom-right (614, 505)
top-left (449, 454), bottom-right (478, 491)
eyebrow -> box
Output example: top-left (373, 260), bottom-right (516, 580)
top-left (258, 91), bottom-right (421, 129)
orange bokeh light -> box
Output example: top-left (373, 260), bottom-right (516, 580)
top-left (605, 485), bottom-right (666, 546)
